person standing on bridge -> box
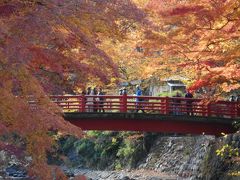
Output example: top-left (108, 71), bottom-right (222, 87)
top-left (81, 89), bottom-right (87, 110)
top-left (119, 88), bottom-right (123, 95)
top-left (97, 87), bottom-right (105, 112)
top-left (185, 90), bottom-right (193, 116)
top-left (229, 95), bottom-right (235, 102)
top-left (87, 87), bottom-right (91, 95)
top-left (173, 92), bottom-right (182, 115)
top-left (92, 87), bottom-right (98, 112)
top-left (122, 87), bottom-right (127, 95)
top-left (237, 95), bottom-right (240, 102)
top-left (86, 87), bottom-right (94, 112)
top-left (136, 85), bottom-right (145, 113)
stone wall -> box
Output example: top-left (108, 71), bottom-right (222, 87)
top-left (62, 132), bottom-right (240, 179)
top-left (201, 132), bottom-right (240, 180)
top-left (138, 135), bottom-right (215, 179)
top-left (0, 149), bottom-right (30, 179)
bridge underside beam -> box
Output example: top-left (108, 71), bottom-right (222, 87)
top-left (64, 113), bottom-right (237, 136)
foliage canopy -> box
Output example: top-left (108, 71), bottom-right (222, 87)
top-left (0, 0), bottom-right (239, 178)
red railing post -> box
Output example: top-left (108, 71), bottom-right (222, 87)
top-left (237, 102), bottom-right (240, 118)
top-left (207, 103), bottom-right (211, 117)
top-left (122, 94), bottom-right (127, 112)
top-left (119, 96), bottom-right (123, 112)
top-left (165, 97), bottom-right (169, 115)
top-left (50, 95), bottom-right (239, 120)
top-left (230, 102), bottom-right (235, 119)
top-left (81, 95), bottom-right (85, 112)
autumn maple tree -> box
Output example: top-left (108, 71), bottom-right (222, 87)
top-left (134, 0), bottom-right (240, 96)
top-left (0, 0), bottom-right (147, 179)
top-left (0, 0), bottom-right (239, 178)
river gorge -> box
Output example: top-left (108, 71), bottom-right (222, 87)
top-left (1, 132), bottom-right (239, 179)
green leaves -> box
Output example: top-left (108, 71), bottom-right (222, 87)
top-left (216, 144), bottom-right (239, 159)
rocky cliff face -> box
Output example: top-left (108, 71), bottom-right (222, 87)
top-left (0, 148), bottom-right (30, 179)
top-left (201, 132), bottom-right (240, 180)
top-left (137, 135), bottom-right (215, 179)
top-left (1, 132), bottom-right (239, 179)
top-left (62, 132), bottom-right (240, 180)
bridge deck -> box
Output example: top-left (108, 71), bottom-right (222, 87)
top-left (64, 112), bottom-right (237, 136)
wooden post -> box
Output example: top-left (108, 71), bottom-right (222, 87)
top-left (207, 103), bottom-right (211, 117)
top-left (119, 95), bottom-right (123, 112)
top-left (122, 94), bottom-right (127, 112)
top-left (231, 102), bottom-right (236, 119)
top-left (165, 97), bottom-right (169, 115)
top-left (81, 95), bottom-right (85, 112)
top-left (237, 102), bottom-right (240, 118)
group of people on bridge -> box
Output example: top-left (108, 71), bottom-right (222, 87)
top-left (230, 95), bottom-right (240, 102)
top-left (68, 81), bottom-right (240, 118)
top-left (56, 85), bottom-right (239, 118)
top-left (81, 85), bottom-right (146, 113)
top-left (81, 87), bottom-right (105, 112)
top-left (80, 85), bottom-right (198, 115)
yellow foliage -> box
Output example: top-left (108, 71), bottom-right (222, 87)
top-left (216, 144), bottom-right (239, 159)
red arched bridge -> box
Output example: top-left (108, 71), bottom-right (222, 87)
top-left (50, 95), bottom-right (240, 136)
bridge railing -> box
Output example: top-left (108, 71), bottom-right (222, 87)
top-left (49, 95), bottom-right (240, 119)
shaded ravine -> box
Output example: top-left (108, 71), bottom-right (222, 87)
top-left (0, 133), bottom-right (239, 179)
top-left (61, 135), bottom-right (217, 180)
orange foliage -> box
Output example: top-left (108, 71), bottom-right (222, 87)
top-left (137, 0), bottom-right (240, 94)
top-left (1, 0), bottom-right (239, 177)
top-left (0, 0), bottom-right (147, 179)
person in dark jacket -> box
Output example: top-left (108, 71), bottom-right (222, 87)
top-left (122, 87), bottom-right (127, 95)
top-left (229, 95), bottom-right (235, 102)
top-left (185, 90), bottom-right (194, 115)
top-left (173, 92), bottom-right (182, 115)
top-left (92, 87), bottom-right (98, 112)
top-left (119, 88), bottom-right (123, 95)
top-left (97, 88), bottom-right (105, 112)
